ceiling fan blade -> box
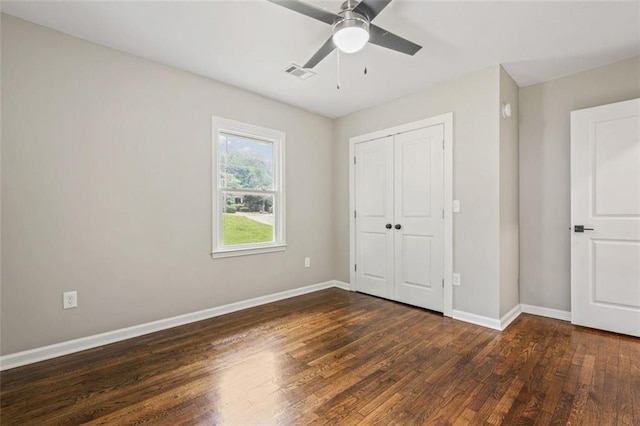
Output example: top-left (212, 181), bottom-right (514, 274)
top-left (303, 36), bottom-right (336, 68)
top-left (353, 0), bottom-right (392, 21)
top-left (368, 24), bottom-right (422, 56)
top-left (267, 0), bottom-right (339, 25)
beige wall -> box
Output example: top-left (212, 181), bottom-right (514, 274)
top-left (333, 66), bottom-right (502, 319)
top-left (0, 15), bottom-right (3, 348)
top-left (519, 56), bottom-right (640, 311)
top-left (1, 15), bottom-right (334, 354)
top-left (499, 67), bottom-right (520, 317)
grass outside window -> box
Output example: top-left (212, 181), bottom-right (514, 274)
top-left (222, 214), bottom-right (273, 246)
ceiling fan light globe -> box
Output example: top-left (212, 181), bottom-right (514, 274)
top-left (332, 12), bottom-right (369, 53)
top-left (333, 26), bottom-right (369, 53)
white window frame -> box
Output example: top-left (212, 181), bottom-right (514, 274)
top-left (211, 117), bottom-right (286, 258)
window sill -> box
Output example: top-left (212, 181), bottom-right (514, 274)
top-left (211, 244), bottom-right (287, 259)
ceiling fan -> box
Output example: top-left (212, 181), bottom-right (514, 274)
top-left (267, 0), bottom-right (422, 69)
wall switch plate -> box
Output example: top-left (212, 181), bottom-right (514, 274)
top-left (304, 257), bottom-right (311, 268)
top-left (63, 291), bottom-right (77, 309)
top-left (453, 273), bottom-right (461, 286)
top-left (453, 200), bottom-right (461, 213)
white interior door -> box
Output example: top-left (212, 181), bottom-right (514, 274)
top-left (354, 136), bottom-right (394, 299)
top-left (394, 126), bottom-right (444, 311)
top-left (571, 98), bottom-right (640, 337)
top-left (354, 125), bottom-right (444, 312)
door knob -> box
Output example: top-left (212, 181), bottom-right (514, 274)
top-left (385, 223), bottom-right (392, 229)
top-left (395, 224), bottom-right (402, 230)
top-left (574, 225), bottom-right (594, 232)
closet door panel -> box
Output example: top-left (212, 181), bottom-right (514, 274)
top-left (354, 136), bottom-right (394, 299)
top-left (394, 125), bottom-right (444, 312)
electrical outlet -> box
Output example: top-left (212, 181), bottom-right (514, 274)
top-left (453, 273), bottom-right (461, 286)
top-left (453, 200), bottom-right (461, 213)
top-left (63, 291), bottom-right (77, 309)
top-left (304, 257), bottom-right (311, 268)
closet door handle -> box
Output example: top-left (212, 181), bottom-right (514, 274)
top-left (385, 223), bottom-right (393, 229)
top-left (395, 224), bottom-right (402, 230)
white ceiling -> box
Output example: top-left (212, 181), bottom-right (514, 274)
top-left (2, 1), bottom-right (639, 118)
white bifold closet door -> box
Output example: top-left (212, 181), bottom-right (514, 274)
top-left (354, 125), bottom-right (444, 312)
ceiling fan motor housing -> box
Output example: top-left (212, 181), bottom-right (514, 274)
top-left (335, 0), bottom-right (370, 25)
top-left (333, 10), bottom-right (369, 28)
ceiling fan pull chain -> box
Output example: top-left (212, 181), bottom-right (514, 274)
top-left (336, 49), bottom-right (341, 90)
top-left (364, 43), bottom-right (368, 75)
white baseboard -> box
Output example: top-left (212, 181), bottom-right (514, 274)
top-left (0, 280), bottom-right (348, 371)
top-left (453, 304), bottom-right (522, 331)
top-left (453, 309), bottom-right (502, 331)
top-left (520, 304), bottom-right (571, 322)
top-left (333, 280), bottom-right (351, 291)
top-left (500, 304), bottom-right (522, 330)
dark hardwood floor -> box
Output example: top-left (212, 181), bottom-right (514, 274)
top-left (1, 288), bottom-right (638, 425)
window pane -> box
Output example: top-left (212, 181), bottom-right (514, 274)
top-left (219, 134), bottom-right (274, 190)
top-left (222, 192), bottom-right (274, 246)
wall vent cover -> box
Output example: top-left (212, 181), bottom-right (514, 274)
top-left (284, 64), bottom-right (316, 80)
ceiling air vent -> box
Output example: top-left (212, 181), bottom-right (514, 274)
top-left (284, 64), bottom-right (316, 80)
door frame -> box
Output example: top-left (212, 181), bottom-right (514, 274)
top-left (348, 113), bottom-right (454, 317)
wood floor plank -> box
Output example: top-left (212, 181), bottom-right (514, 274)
top-left (486, 376), bottom-right (525, 425)
top-left (1, 288), bottom-right (637, 425)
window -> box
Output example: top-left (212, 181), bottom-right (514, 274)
top-left (212, 117), bottom-right (285, 258)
